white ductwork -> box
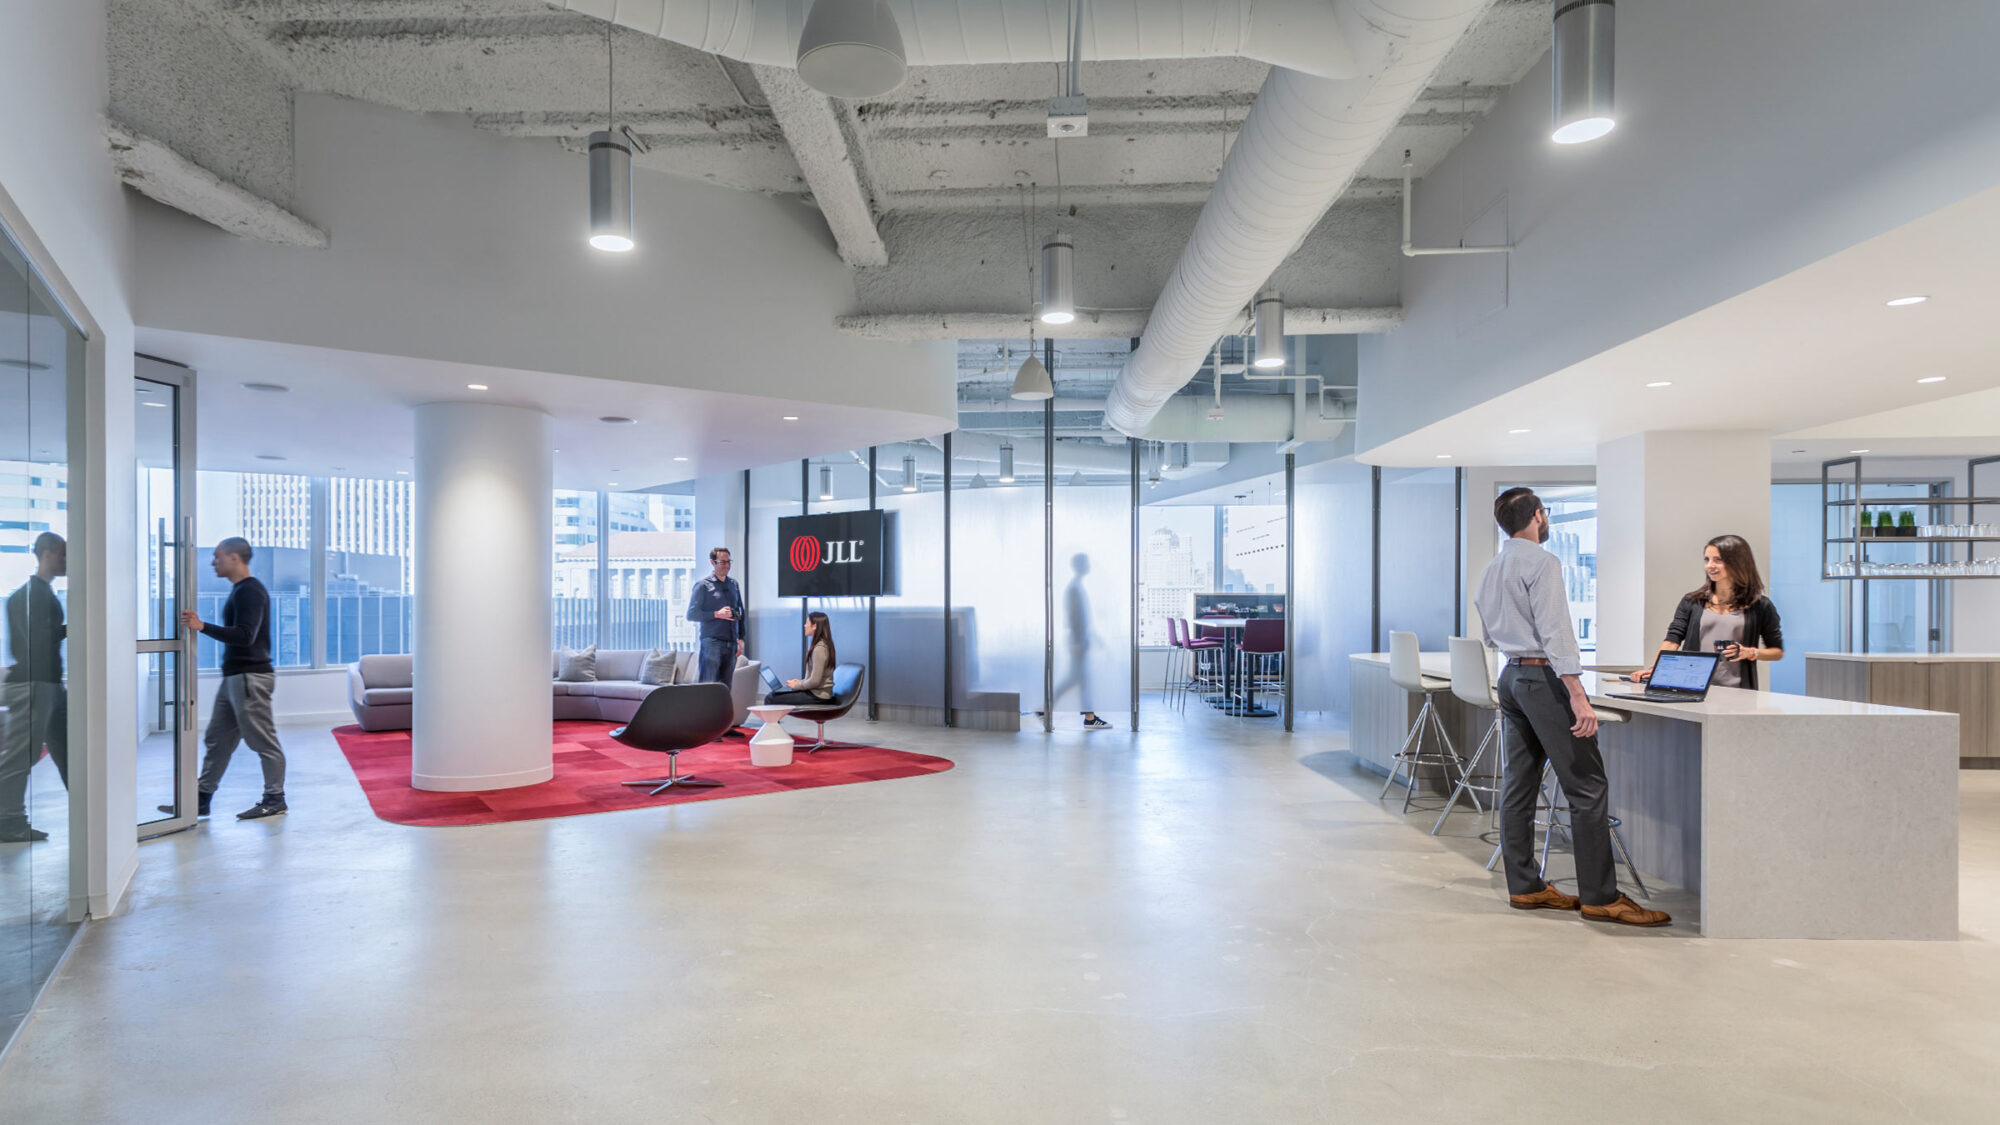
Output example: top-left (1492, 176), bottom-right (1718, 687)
top-left (1102, 0), bottom-right (1494, 436)
top-left (557, 1), bottom-right (1358, 81)
top-left (1136, 394), bottom-right (1349, 444)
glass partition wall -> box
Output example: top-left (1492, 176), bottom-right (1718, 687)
top-left (1, 219), bottom-right (80, 1047)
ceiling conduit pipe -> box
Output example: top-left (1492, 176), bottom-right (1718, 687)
top-left (556, 0), bottom-right (1359, 82)
top-left (1101, 0), bottom-right (1494, 437)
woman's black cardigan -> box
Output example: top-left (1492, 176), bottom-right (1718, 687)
top-left (1663, 593), bottom-right (1784, 690)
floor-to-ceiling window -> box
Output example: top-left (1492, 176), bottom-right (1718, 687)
top-left (551, 489), bottom-right (599, 652)
top-left (602, 489), bottom-right (697, 651)
top-left (326, 476), bottom-right (415, 663)
top-left (1490, 481), bottom-right (1597, 656)
top-left (1, 218), bottom-right (80, 1047)
top-left (193, 471), bottom-right (313, 669)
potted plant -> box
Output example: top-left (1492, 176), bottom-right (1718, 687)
top-left (1870, 509), bottom-right (1895, 538)
top-left (1898, 510), bottom-right (1919, 538)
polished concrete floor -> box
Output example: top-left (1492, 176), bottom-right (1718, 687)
top-left (5, 704), bottom-right (2000, 1122)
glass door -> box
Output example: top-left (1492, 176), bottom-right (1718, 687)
top-left (136, 356), bottom-right (198, 838)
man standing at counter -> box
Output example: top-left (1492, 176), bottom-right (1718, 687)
top-left (1475, 489), bottom-right (1668, 927)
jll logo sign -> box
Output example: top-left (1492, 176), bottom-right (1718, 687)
top-left (789, 535), bottom-right (865, 572)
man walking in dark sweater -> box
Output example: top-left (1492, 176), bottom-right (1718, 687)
top-left (176, 537), bottom-right (287, 820)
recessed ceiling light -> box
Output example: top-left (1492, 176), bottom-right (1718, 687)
top-left (1436, 454), bottom-right (1453, 460)
top-left (1645, 381), bottom-right (1673, 388)
top-left (242, 382), bottom-right (290, 393)
top-left (1885, 296), bottom-right (1928, 307)
top-left (782, 415), bottom-right (800, 421)
top-left (1917, 376), bottom-right (1948, 384)
top-left (608, 482), bottom-right (620, 488)
top-left (1507, 428), bottom-right (1531, 434)
top-left (672, 456), bottom-right (688, 462)
top-left (1849, 449), bottom-right (1871, 454)
top-left (467, 383), bottom-right (489, 391)
top-left (142, 401), bottom-right (167, 408)
top-left (599, 416), bottom-right (636, 425)
top-left (396, 469), bottom-right (409, 475)
top-left (256, 454), bottom-right (286, 461)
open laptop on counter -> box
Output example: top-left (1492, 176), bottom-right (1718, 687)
top-left (1605, 650), bottom-right (1720, 704)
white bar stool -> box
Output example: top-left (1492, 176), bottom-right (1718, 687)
top-left (1378, 631), bottom-right (1465, 813)
top-left (1432, 636), bottom-right (1501, 835)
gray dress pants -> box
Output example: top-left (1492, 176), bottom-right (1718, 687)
top-left (199, 672), bottom-right (286, 797)
top-left (1494, 664), bottom-right (1618, 906)
top-left (0, 680), bottom-right (69, 824)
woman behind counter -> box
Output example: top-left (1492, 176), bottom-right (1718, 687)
top-left (765, 611), bottom-right (836, 705)
top-left (1635, 533), bottom-right (1784, 689)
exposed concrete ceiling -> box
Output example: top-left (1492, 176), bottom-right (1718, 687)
top-left (108, 0), bottom-right (1550, 335)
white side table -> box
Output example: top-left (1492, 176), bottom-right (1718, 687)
top-left (747, 705), bottom-right (795, 767)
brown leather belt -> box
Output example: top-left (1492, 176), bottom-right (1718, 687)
top-left (1508, 657), bottom-right (1551, 667)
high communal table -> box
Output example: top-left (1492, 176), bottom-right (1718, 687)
top-left (1349, 651), bottom-right (1959, 940)
top-left (1194, 617), bottom-right (1276, 718)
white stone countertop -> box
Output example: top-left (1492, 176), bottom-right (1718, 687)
top-left (1803, 652), bottom-right (2000, 662)
top-left (1350, 652), bottom-right (1952, 725)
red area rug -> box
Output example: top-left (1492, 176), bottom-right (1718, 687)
top-left (332, 721), bottom-right (954, 827)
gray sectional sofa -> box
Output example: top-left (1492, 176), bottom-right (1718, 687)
top-left (346, 649), bottom-right (764, 733)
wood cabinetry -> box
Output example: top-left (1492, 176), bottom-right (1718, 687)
top-left (1806, 654), bottom-right (2000, 764)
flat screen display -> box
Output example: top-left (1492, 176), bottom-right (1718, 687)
top-left (777, 510), bottom-right (887, 598)
top-left (1650, 651), bottom-right (1718, 692)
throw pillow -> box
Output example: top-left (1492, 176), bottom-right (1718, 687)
top-left (673, 648), bottom-right (700, 684)
top-left (639, 649), bottom-right (677, 686)
top-left (557, 645), bottom-right (598, 682)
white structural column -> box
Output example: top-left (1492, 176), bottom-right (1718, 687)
top-left (1596, 431), bottom-right (1772, 668)
top-left (412, 403), bottom-right (554, 791)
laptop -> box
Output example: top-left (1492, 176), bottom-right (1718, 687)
top-left (760, 665), bottom-right (784, 693)
top-left (1606, 650), bottom-right (1719, 703)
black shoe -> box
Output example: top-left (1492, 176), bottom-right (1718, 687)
top-left (1083, 716), bottom-right (1111, 730)
top-left (158, 795), bottom-right (213, 818)
top-left (0, 824), bottom-right (48, 843)
top-left (237, 798), bottom-right (287, 821)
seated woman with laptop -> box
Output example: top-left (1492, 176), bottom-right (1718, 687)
top-left (763, 611), bottom-right (836, 705)
top-left (1630, 533), bottom-right (1785, 691)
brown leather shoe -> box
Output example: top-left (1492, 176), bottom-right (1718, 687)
top-left (1580, 894), bottom-right (1671, 927)
top-left (1509, 884), bottom-right (1580, 911)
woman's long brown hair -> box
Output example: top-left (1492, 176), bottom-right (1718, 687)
top-left (807, 610), bottom-right (837, 668)
top-left (1685, 533), bottom-right (1765, 611)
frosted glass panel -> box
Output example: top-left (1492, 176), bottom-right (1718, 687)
top-left (1051, 441), bottom-right (1131, 719)
top-left (1379, 467), bottom-right (1457, 651)
top-left (952, 474), bottom-right (1043, 716)
top-left (1291, 460), bottom-right (1374, 714)
top-left (801, 453), bottom-right (873, 698)
top-left (875, 443), bottom-right (945, 709)
top-left (747, 464), bottom-right (800, 667)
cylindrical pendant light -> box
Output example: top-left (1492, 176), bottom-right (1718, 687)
top-left (1253, 290), bottom-right (1286, 368)
top-left (999, 442), bottom-right (1016, 483)
top-left (901, 454), bottom-right (918, 493)
top-left (1040, 232), bottom-right (1075, 324)
top-left (818, 464), bottom-right (833, 501)
top-left (587, 131), bottom-right (634, 251)
top-left (1011, 354), bottom-right (1054, 401)
top-left (797, 0), bottom-right (907, 99)
top-left (1551, 0), bottom-right (1615, 144)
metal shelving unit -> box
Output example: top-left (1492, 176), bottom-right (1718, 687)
top-left (1821, 455), bottom-right (2000, 580)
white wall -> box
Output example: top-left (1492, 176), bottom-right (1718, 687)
top-left (1360, 0), bottom-right (2000, 455)
top-left (0, 0), bottom-right (141, 918)
top-left (198, 669), bottom-right (353, 727)
top-left (129, 95), bottom-right (956, 423)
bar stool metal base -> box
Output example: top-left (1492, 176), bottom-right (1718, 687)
top-left (1431, 711), bottom-right (1501, 834)
top-left (1378, 691), bottom-right (1466, 813)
